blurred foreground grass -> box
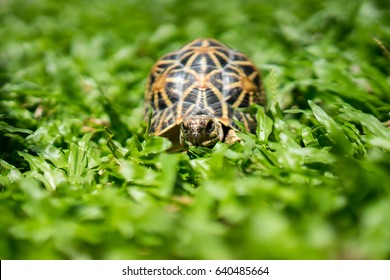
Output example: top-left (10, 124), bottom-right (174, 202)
top-left (1, 0), bottom-right (390, 259)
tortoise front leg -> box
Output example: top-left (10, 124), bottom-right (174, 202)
top-left (224, 129), bottom-right (241, 144)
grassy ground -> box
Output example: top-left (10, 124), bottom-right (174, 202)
top-left (1, 0), bottom-right (390, 259)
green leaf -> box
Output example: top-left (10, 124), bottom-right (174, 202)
top-left (68, 143), bottom-right (87, 177)
top-left (105, 127), bottom-right (128, 159)
top-left (309, 100), bottom-right (353, 156)
top-left (256, 106), bottom-right (273, 142)
top-left (156, 153), bottom-right (181, 196)
top-left (0, 160), bottom-right (22, 186)
top-left (186, 145), bottom-right (212, 159)
top-left (118, 159), bottom-right (158, 187)
top-left (141, 136), bottom-right (172, 155)
top-left (339, 106), bottom-right (389, 138)
top-left (33, 144), bottom-right (68, 169)
top-left (0, 122), bottom-right (33, 134)
top-left (18, 152), bottom-right (66, 191)
top-left (301, 127), bottom-right (319, 147)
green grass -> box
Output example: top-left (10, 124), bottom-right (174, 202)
top-left (1, 0), bottom-right (390, 259)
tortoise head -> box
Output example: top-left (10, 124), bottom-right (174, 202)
top-left (180, 115), bottom-right (224, 148)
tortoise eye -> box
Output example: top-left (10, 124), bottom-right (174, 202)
top-left (205, 120), bottom-right (215, 132)
top-left (181, 122), bottom-right (188, 132)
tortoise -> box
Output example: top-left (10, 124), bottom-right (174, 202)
top-left (145, 38), bottom-right (266, 150)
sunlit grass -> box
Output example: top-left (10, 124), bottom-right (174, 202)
top-left (1, 0), bottom-right (390, 259)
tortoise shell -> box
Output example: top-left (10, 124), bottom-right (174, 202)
top-left (145, 38), bottom-right (265, 147)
